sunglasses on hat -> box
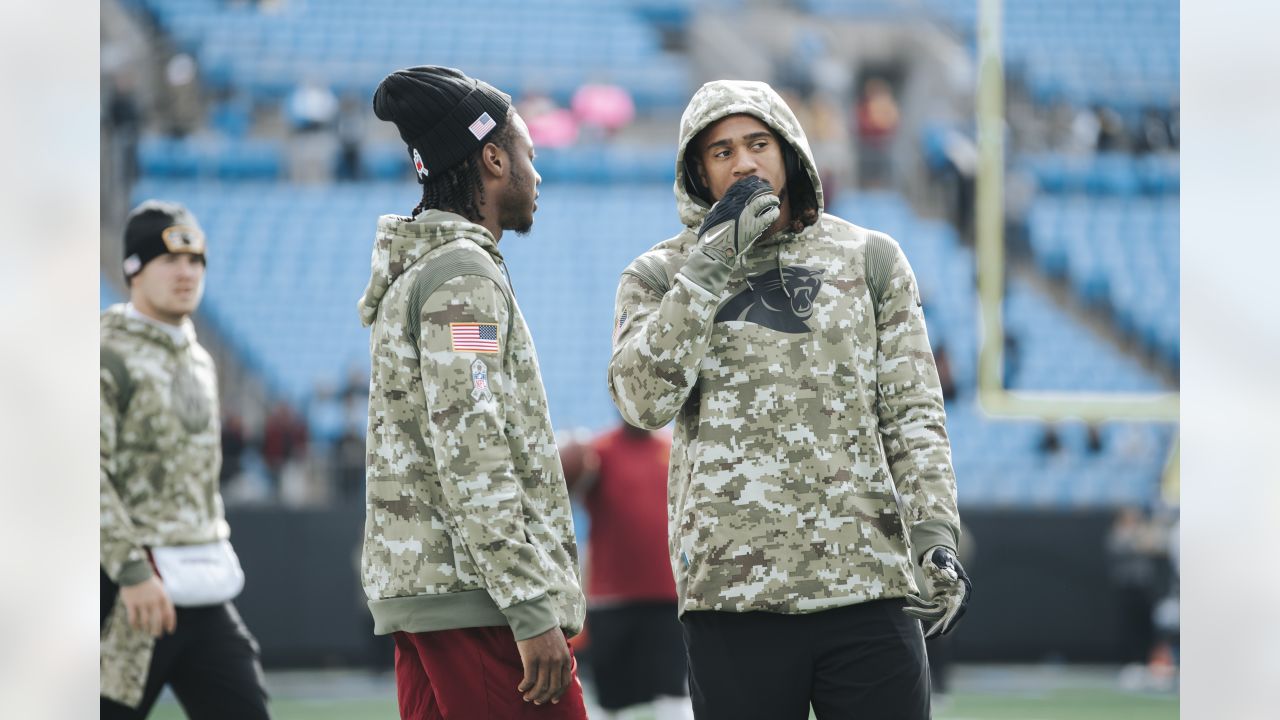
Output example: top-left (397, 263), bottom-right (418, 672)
top-left (161, 225), bottom-right (206, 254)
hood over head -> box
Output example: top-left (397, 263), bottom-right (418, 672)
top-left (357, 210), bottom-right (500, 327)
top-left (673, 80), bottom-right (824, 230)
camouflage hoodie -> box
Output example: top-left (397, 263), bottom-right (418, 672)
top-left (100, 304), bottom-right (226, 706)
top-left (609, 80), bottom-right (961, 616)
top-left (357, 210), bottom-right (585, 641)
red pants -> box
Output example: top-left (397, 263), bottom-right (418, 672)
top-left (393, 626), bottom-right (588, 720)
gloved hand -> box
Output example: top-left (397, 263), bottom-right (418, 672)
top-left (679, 175), bottom-right (781, 294)
top-left (903, 546), bottom-right (972, 639)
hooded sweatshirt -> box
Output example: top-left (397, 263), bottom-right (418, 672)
top-left (100, 304), bottom-right (227, 707)
top-left (358, 210), bottom-right (584, 641)
top-left (608, 80), bottom-right (960, 616)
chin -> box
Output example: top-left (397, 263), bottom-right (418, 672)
top-left (168, 300), bottom-right (200, 316)
top-left (512, 216), bottom-right (534, 236)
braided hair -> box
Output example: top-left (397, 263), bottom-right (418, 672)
top-left (411, 113), bottom-right (519, 222)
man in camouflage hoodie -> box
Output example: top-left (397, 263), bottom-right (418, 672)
top-left (609, 80), bottom-right (972, 718)
top-left (359, 66), bottom-right (587, 718)
top-left (101, 201), bottom-right (269, 718)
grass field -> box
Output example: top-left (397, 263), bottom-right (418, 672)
top-left (149, 666), bottom-right (1178, 720)
top-left (151, 690), bottom-right (1177, 720)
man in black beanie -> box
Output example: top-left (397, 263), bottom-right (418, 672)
top-left (373, 65), bottom-right (540, 235)
top-left (358, 66), bottom-right (589, 719)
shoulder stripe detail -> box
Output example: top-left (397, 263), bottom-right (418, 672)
top-left (623, 255), bottom-right (673, 295)
top-left (406, 249), bottom-right (513, 356)
top-left (865, 232), bottom-right (897, 319)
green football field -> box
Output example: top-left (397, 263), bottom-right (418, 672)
top-left (149, 666), bottom-right (1178, 719)
top-left (151, 689), bottom-right (1177, 720)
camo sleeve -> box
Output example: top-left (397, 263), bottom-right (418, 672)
top-left (418, 274), bottom-right (556, 640)
top-left (608, 255), bottom-right (720, 429)
top-left (100, 359), bottom-right (154, 586)
top-left (872, 242), bottom-right (962, 561)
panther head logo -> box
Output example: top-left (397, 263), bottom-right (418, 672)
top-left (714, 265), bottom-right (825, 334)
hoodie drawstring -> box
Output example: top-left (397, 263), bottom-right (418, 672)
top-left (498, 260), bottom-right (516, 295)
top-left (776, 245), bottom-right (792, 299)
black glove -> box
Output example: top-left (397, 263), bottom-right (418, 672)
top-left (903, 546), bottom-right (972, 638)
top-left (679, 176), bottom-right (781, 294)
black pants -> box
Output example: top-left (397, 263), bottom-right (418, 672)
top-left (587, 602), bottom-right (689, 709)
top-left (101, 571), bottom-right (271, 720)
top-left (681, 599), bottom-right (929, 720)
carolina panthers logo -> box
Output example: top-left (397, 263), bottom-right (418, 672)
top-left (714, 266), bottom-right (824, 333)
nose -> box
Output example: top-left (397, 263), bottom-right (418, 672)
top-left (732, 153), bottom-right (759, 177)
top-left (178, 257), bottom-right (201, 278)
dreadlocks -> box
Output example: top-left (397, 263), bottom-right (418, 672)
top-left (411, 112), bottom-right (519, 221)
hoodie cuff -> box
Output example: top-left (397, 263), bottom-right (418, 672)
top-left (116, 558), bottom-right (155, 587)
top-left (500, 594), bottom-right (559, 641)
top-left (910, 520), bottom-right (959, 564)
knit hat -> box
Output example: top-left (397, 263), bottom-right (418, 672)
top-left (372, 66), bottom-right (512, 181)
top-left (122, 200), bottom-right (206, 280)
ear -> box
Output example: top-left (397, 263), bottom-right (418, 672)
top-left (480, 141), bottom-right (506, 179)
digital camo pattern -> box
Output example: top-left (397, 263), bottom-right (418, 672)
top-left (100, 305), bottom-right (227, 707)
top-left (609, 80), bottom-right (960, 616)
top-left (359, 210), bottom-right (584, 636)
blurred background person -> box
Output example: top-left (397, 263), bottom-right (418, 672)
top-left (561, 422), bottom-right (692, 720)
top-left (1107, 507), bottom-right (1167, 666)
top-left (101, 200), bottom-right (270, 719)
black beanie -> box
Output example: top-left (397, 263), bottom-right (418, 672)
top-left (122, 200), bottom-right (206, 280)
top-left (372, 66), bottom-right (512, 181)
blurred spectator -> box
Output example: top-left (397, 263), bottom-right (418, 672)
top-left (262, 400), bottom-right (308, 492)
top-left (562, 422), bottom-right (692, 720)
top-left (776, 27), bottom-right (825, 99)
top-left (162, 52), bottom-right (202, 138)
top-left (1066, 105), bottom-right (1101, 154)
top-left (1095, 105), bottom-right (1130, 152)
top-left (1038, 426), bottom-right (1062, 454)
top-left (528, 108), bottom-right (580, 149)
top-left (519, 90), bottom-right (580, 149)
top-left (854, 77), bottom-right (900, 187)
top-left (1086, 424), bottom-right (1104, 454)
top-left (933, 127), bottom-right (978, 242)
top-left (339, 363), bottom-right (369, 406)
top-left (220, 412), bottom-right (247, 485)
top-left (1153, 511), bottom-right (1179, 673)
top-left (1135, 107), bottom-right (1174, 154)
top-left (571, 83), bottom-right (635, 141)
top-left (334, 427), bottom-right (365, 503)
top-left (336, 94), bottom-right (366, 181)
top-left (1003, 331), bottom-right (1021, 388)
top-left (286, 78), bottom-right (340, 183)
top-left (1107, 507), bottom-right (1168, 667)
top-left (934, 342), bottom-right (957, 402)
top-left (105, 73), bottom-right (142, 186)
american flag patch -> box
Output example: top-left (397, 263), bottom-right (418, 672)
top-left (614, 307), bottom-right (629, 340)
top-left (468, 112), bottom-right (496, 141)
top-left (450, 322), bottom-right (500, 353)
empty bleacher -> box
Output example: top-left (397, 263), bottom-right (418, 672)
top-left (1026, 195), bottom-right (1179, 366)
top-left (830, 191), bottom-right (1173, 507)
top-left (138, 0), bottom-right (691, 109)
top-left (919, 0), bottom-right (1179, 110)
